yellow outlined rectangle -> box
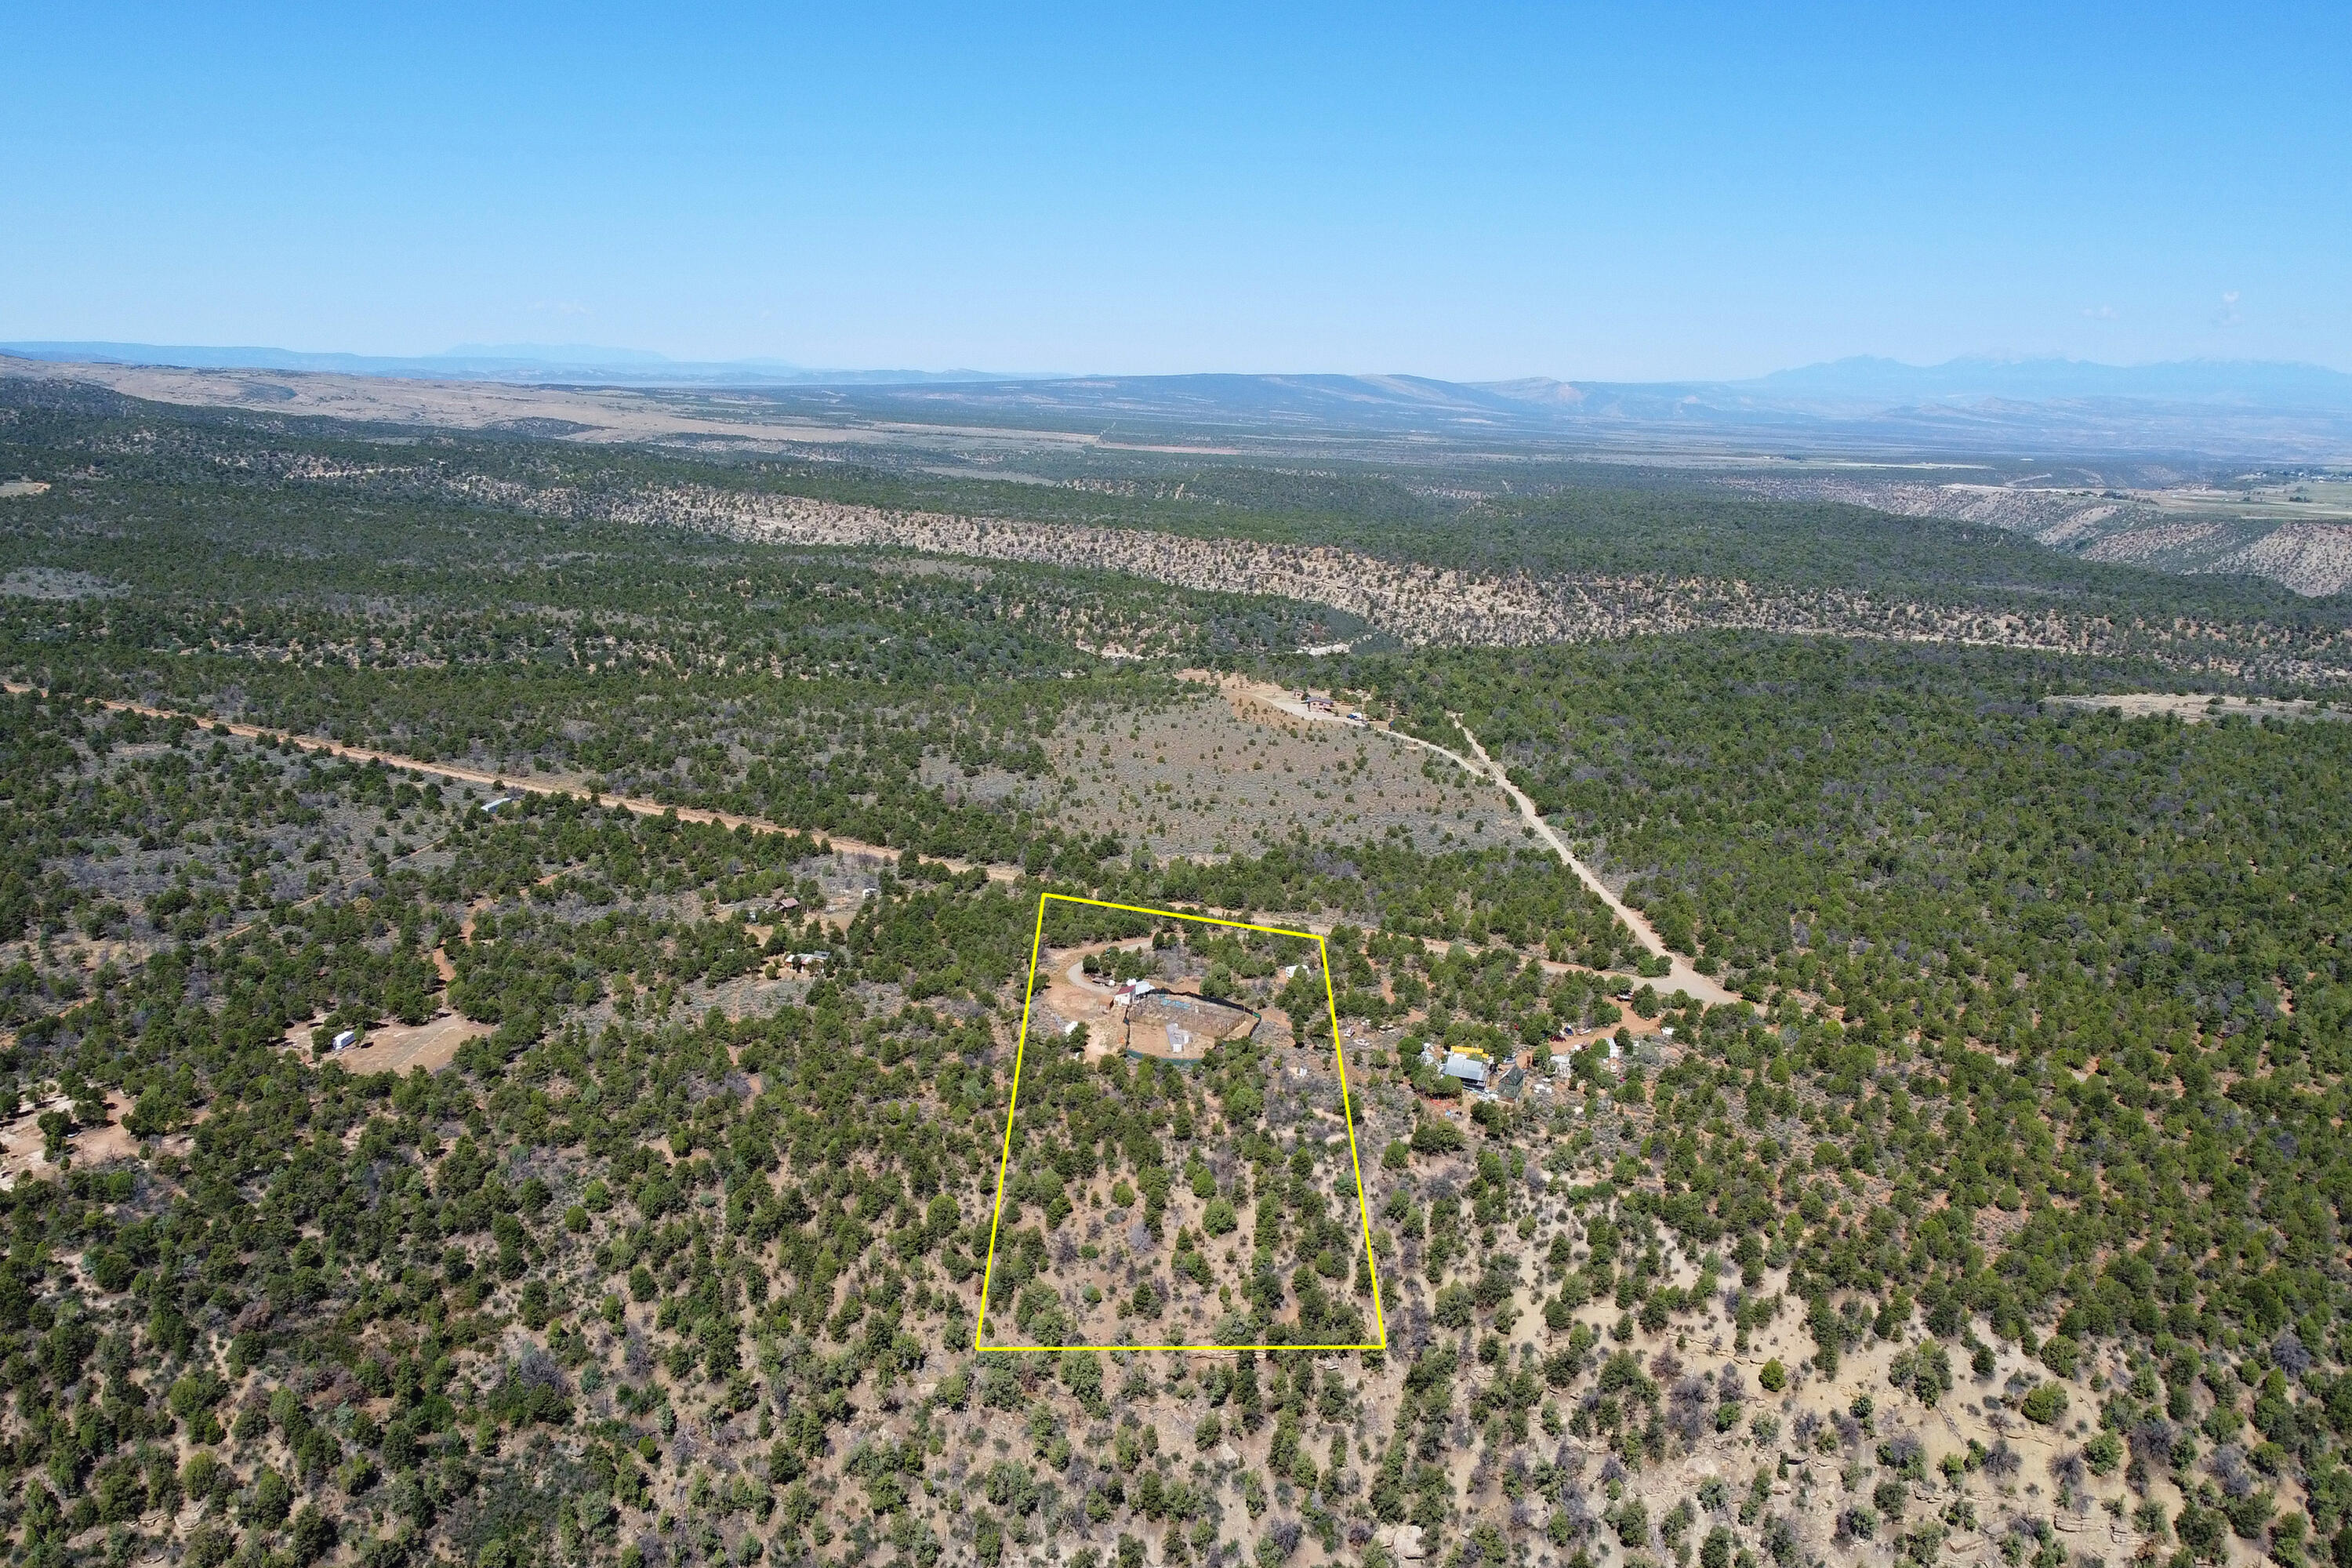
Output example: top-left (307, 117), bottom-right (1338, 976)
top-left (973, 892), bottom-right (1388, 1353)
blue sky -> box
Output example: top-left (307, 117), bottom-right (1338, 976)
top-left (3, 3), bottom-right (2345, 379)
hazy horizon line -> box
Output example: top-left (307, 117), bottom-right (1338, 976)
top-left (7, 337), bottom-right (2352, 387)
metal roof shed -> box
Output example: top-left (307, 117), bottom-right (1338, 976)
top-left (1441, 1053), bottom-right (1490, 1087)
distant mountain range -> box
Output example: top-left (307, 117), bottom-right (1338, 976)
top-left (0, 340), bottom-right (1058, 386)
top-left (5, 343), bottom-right (2350, 457)
top-left (1740, 355), bottom-right (2352, 410)
top-left (725, 362), bottom-right (2352, 458)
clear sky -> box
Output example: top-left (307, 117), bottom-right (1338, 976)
top-left (4, 3), bottom-right (2345, 380)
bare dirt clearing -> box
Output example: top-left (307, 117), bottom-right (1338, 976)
top-left (925, 687), bottom-right (1523, 860)
top-left (0, 1091), bottom-right (135, 1187)
top-left (2048, 691), bottom-right (2346, 723)
top-left (281, 1011), bottom-right (491, 1077)
top-left (1031, 939), bottom-right (1263, 1067)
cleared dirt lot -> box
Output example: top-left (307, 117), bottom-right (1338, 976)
top-left (928, 688), bottom-right (1526, 862)
top-left (282, 1011), bottom-right (492, 1076)
top-left (0, 1092), bottom-right (135, 1187)
top-left (1030, 939), bottom-right (1263, 1067)
top-left (2047, 691), bottom-right (2346, 723)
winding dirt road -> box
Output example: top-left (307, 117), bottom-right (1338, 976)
top-left (13, 677), bottom-right (1733, 1005)
top-left (1211, 676), bottom-right (1733, 1005)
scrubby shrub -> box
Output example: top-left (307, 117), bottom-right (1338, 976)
top-left (2020, 1383), bottom-right (2069, 1425)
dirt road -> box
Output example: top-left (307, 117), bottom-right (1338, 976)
top-left (1446, 722), bottom-right (1733, 1005)
top-left (1210, 676), bottom-right (1733, 1006)
top-left (15, 677), bottom-right (1736, 1007)
top-left (2, 681), bottom-right (1018, 883)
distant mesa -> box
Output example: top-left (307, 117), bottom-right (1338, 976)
top-left (5, 339), bottom-right (2349, 459)
top-left (0, 339), bottom-right (1065, 387)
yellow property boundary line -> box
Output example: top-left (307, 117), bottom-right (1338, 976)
top-left (974, 893), bottom-right (1388, 1354)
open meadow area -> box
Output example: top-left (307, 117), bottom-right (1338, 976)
top-left (923, 686), bottom-right (1523, 863)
